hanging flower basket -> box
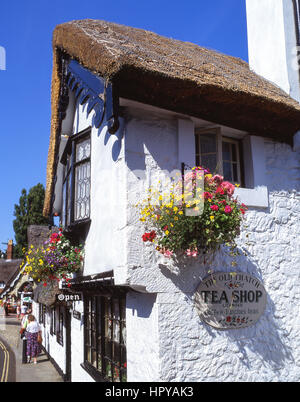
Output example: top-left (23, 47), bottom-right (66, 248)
top-left (137, 166), bottom-right (247, 258)
top-left (20, 228), bottom-right (84, 287)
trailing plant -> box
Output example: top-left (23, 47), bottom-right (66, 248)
top-left (20, 228), bottom-right (83, 287)
top-left (137, 166), bottom-right (247, 259)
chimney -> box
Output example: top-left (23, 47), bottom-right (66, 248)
top-left (246, 0), bottom-right (300, 102)
top-left (6, 240), bottom-right (13, 261)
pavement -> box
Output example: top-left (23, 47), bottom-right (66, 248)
top-left (0, 309), bottom-right (63, 382)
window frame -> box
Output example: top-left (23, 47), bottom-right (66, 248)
top-left (195, 128), bottom-right (244, 186)
top-left (50, 306), bottom-right (56, 336)
top-left (56, 305), bottom-right (64, 346)
top-left (60, 127), bottom-right (91, 231)
top-left (82, 293), bottom-right (127, 382)
top-left (38, 304), bottom-right (46, 327)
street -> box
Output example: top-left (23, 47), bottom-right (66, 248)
top-left (0, 308), bottom-right (63, 382)
top-left (0, 336), bottom-right (15, 382)
top-left (0, 312), bottom-right (16, 382)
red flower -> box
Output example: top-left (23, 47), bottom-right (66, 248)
top-left (210, 204), bottom-right (219, 211)
top-left (43, 282), bottom-right (47, 287)
top-left (224, 205), bottom-right (233, 214)
top-left (204, 192), bottom-right (213, 199)
top-left (240, 208), bottom-right (246, 215)
top-left (216, 186), bottom-right (225, 195)
top-left (226, 316), bottom-right (231, 322)
top-left (142, 231), bottom-right (156, 242)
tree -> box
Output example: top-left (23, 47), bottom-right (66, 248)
top-left (13, 183), bottom-right (52, 258)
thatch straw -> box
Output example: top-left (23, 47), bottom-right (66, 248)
top-left (44, 19), bottom-right (300, 216)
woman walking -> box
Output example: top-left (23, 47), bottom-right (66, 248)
top-left (25, 315), bottom-right (42, 364)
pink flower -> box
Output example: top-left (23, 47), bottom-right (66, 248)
top-left (186, 249), bottom-right (198, 257)
top-left (224, 205), bottom-right (233, 214)
top-left (212, 174), bottom-right (224, 185)
top-left (210, 205), bottom-right (219, 211)
top-left (221, 181), bottom-right (235, 197)
top-left (164, 250), bottom-right (173, 258)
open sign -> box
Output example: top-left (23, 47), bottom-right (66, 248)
top-left (56, 292), bottom-right (82, 302)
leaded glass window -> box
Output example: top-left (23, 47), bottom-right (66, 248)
top-left (61, 128), bottom-right (91, 228)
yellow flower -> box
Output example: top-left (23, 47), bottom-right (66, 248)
top-left (173, 206), bottom-right (178, 213)
top-left (178, 211), bottom-right (183, 215)
top-left (165, 230), bottom-right (169, 235)
top-left (210, 215), bottom-right (215, 222)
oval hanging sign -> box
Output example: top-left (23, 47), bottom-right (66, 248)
top-left (194, 272), bottom-right (267, 330)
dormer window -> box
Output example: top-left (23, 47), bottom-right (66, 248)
top-left (195, 128), bottom-right (243, 185)
top-left (61, 127), bottom-right (91, 232)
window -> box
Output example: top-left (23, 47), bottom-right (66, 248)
top-left (61, 127), bottom-right (91, 229)
top-left (83, 294), bottom-right (127, 382)
top-left (50, 307), bottom-right (56, 336)
top-left (195, 128), bottom-right (243, 185)
top-left (39, 304), bottom-right (46, 327)
top-left (56, 305), bottom-right (64, 346)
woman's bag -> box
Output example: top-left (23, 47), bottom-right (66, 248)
top-left (37, 332), bottom-right (43, 344)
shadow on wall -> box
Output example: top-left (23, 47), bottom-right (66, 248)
top-left (126, 291), bottom-right (157, 319)
top-left (158, 246), bottom-right (294, 372)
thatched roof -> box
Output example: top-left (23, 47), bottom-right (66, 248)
top-left (0, 259), bottom-right (22, 288)
top-left (44, 19), bottom-right (300, 216)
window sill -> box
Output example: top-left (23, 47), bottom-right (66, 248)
top-left (80, 361), bottom-right (107, 382)
top-left (234, 186), bottom-right (268, 208)
top-left (63, 219), bottom-right (91, 243)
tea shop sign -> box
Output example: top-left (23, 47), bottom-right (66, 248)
top-left (194, 272), bottom-right (267, 330)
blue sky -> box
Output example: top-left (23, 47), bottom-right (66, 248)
top-left (0, 0), bottom-right (248, 250)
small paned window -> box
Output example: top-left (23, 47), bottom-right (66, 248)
top-left (195, 129), bottom-right (243, 185)
top-left (61, 128), bottom-right (91, 229)
top-left (83, 294), bottom-right (127, 382)
top-left (50, 307), bottom-right (56, 336)
top-left (39, 304), bottom-right (46, 327)
top-left (56, 306), bottom-right (64, 346)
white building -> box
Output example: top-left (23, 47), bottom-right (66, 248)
top-left (36, 6), bottom-right (300, 382)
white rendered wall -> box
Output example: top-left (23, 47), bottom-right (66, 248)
top-left (246, 0), bottom-right (300, 102)
top-left (69, 300), bottom-right (93, 382)
top-left (123, 106), bottom-right (300, 382)
top-left (72, 101), bottom-right (127, 280)
top-left (32, 301), bottom-right (66, 376)
top-left (126, 292), bottom-right (160, 382)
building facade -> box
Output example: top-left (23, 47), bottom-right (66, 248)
top-left (36, 6), bottom-right (300, 382)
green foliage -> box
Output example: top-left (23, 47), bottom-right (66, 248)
top-left (138, 167), bottom-right (248, 259)
top-left (21, 229), bottom-right (83, 286)
top-left (13, 183), bottom-right (52, 258)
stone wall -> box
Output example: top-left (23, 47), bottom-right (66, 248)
top-left (27, 225), bottom-right (55, 249)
